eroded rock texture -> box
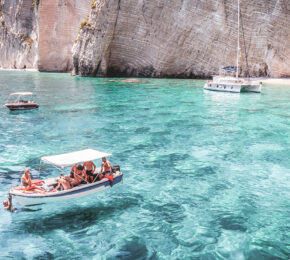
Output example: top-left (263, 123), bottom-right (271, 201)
top-left (73, 0), bottom-right (290, 78)
top-left (0, 0), bottom-right (38, 69)
top-left (38, 0), bottom-right (90, 72)
top-left (0, 0), bottom-right (90, 71)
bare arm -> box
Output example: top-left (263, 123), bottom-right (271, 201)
top-left (92, 162), bottom-right (96, 171)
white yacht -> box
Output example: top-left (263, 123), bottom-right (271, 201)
top-left (204, 0), bottom-right (262, 93)
top-left (204, 76), bottom-right (262, 93)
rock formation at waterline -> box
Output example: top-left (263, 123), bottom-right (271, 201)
top-left (72, 0), bottom-right (290, 78)
top-left (0, 0), bottom-right (289, 77)
top-left (0, 0), bottom-right (90, 71)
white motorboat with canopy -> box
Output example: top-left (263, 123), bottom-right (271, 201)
top-left (9, 149), bottom-right (123, 206)
top-left (5, 92), bottom-right (39, 110)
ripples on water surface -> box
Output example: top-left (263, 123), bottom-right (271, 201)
top-left (0, 71), bottom-right (289, 259)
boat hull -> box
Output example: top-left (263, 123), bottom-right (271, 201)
top-left (204, 82), bottom-right (261, 93)
top-left (204, 82), bottom-right (241, 93)
top-left (10, 173), bottom-right (123, 206)
top-left (5, 103), bottom-right (39, 111)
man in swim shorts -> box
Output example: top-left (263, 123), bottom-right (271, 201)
top-left (83, 161), bottom-right (96, 183)
top-left (99, 157), bottom-right (112, 178)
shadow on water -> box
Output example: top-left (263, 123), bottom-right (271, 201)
top-left (107, 236), bottom-right (158, 260)
top-left (12, 196), bottom-right (140, 235)
top-left (193, 166), bottom-right (218, 178)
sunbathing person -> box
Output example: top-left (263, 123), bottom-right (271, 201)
top-left (83, 160), bottom-right (96, 183)
top-left (52, 176), bottom-right (72, 191)
top-left (21, 168), bottom-right (45, 193)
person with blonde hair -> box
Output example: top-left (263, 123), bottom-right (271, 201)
top-left (21, 168), bottom-right (45, 193)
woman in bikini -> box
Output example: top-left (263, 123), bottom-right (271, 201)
top-left (21, 168), bottom-right (45, 193)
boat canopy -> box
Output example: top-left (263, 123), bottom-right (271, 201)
top-left (10, 92), bottom-right (33, 96)
top-left (41, 149), bottom-right (112, 168)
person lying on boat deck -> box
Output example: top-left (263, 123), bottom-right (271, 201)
top-left (52, 176), bottom-right (72, 191)
top-left (70, 164), bottom-right (87, 187)
top-left (83, 161), bottom-right (96, 183)
top-left (3, 194), bottom-right (17, 212)
top-left (98, 157), bottom-right (112, 180)
top-left (21, 168), bottom-right (45, 193)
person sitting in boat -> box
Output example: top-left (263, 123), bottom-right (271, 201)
top-left (70, 163), bottom-right (77, 178)
top-left (83, 160), bottom-right (96, 183)
top-left (98, 157), bottom-right (112, 180)
top-left (3, 194), bottom-right (17, 212)
top-left (52, 175), bottom-right (72, 191)
top-left (70, 164), bottom-right (87, 186)
top-left (21, 168), bottom-right (45, 193)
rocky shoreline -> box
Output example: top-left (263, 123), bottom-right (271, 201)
top-left (0, 0), bottom-right (289, 78)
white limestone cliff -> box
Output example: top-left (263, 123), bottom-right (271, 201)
top-left (72, 0), bottom-right (290, 78)
top-left (0, 0), bottom-right (289, 77)
top-left (0, 0), bottom-right (90, 72)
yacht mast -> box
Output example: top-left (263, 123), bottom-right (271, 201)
top-left (236, 0), bottom-right (240, 78)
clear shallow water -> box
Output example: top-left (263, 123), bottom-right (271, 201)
top-left (0, 71), bottom-right (289, 259)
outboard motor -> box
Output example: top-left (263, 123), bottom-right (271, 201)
top-left (112, 165), bottom-right (120, 173)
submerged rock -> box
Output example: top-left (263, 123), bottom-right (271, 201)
top-left (121, 79), bottom-right (141, 83)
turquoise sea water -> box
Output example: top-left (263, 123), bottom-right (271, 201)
top-left (0, 71), bottom-right (289, 259)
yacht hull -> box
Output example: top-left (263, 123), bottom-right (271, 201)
top-left (204, 82), bottom-right (261, 93)
top-left (204, 83), bottom-right (241, 93)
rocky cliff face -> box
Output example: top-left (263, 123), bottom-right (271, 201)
top-left (38, 0), bottom-right (91, 72)
top-left (72, 0), bottom-right (290, 78)
top-left (0, 0), bottom-right (90, 71)
top-left (0, 0), bottom-right (39, 69)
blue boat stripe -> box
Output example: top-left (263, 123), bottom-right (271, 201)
top-left (13, 175), bottom-right (123, 198)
